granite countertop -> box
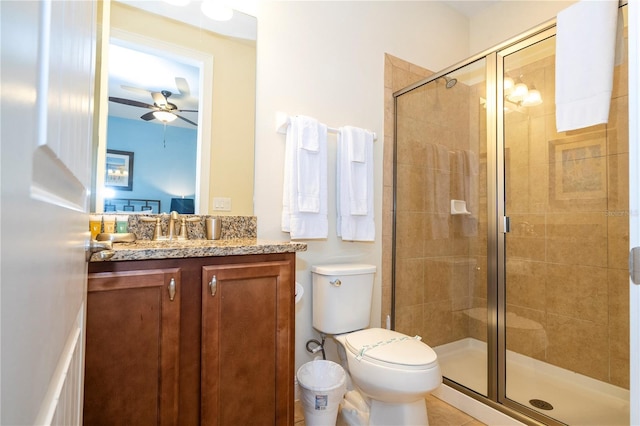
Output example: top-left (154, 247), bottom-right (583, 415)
top-left (90, 238), bottom-right (307, 262)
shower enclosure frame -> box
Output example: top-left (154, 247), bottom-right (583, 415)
top-left (392, 13), bottom-right (628, 425)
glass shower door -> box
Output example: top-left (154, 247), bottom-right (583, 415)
top-left (501, 13), bottom-right (630, 425)
top-left (394, 57), bottom-right (489, 397)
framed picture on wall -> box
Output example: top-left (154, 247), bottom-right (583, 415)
top-left (105, 149), bottom-right (134, 191)
top-left (549, 130), bottom-right (609, 204)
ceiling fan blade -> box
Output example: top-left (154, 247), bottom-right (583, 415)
top-left (140, 111), bottom-right (156, 121)
top-left (175, 114), bottom-right (198, 126)
top-left (176, 109), bottom-right (198, 113)
top-left (175, 77), bottom-right (190, 97)
top-left (109, 97), bottom-right (156, 110)
top-left (121, 85), bottom-right (152, 96)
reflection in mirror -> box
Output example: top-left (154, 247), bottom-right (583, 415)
top-left (93, 0), bottom-right (256, 215)
top-left (105, 41), bottom-right (200, 214)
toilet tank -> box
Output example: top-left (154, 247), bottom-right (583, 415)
top-left (311, 264), bottom-right (376, 335)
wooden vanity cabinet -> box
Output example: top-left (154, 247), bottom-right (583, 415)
top-left (85, 253), bottom-right (296, 426)
top-left (84, 268), bottom-right (181, 426)
top-left (201, 260), bottom-right (294, 425)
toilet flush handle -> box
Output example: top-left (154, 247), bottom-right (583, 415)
top-left (330, 278), bottom-right (342, 287)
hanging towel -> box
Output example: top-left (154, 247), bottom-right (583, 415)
top-left (555, 0), bottom-right (619, 132)
top-left (462, 150), bottom-right (478, 237)
top-left (424, 143), bottom-right (450, 240)
top-left (281, 116), bottom-right (328, 239)
top-left (337, 126), bottom-right (375, 242)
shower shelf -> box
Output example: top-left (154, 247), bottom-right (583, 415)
top-left (451, 200), bottom-right (471, 215)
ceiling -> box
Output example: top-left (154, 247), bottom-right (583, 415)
top-left (442, 1), bottom-right (501, 17)
top-left (108, 42), bottom-right (201, 129)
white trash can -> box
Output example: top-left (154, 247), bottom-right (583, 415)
top-left (297, 360), bottom-right (347, 426)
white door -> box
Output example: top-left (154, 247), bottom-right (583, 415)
top-left (630, 1), bottom-right (640, 423)
top-left (1, 0), bottom-right (96, 424)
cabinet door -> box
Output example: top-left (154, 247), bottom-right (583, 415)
top-left (201, 260), bottom-right (294, 425)
top-left (84, 268), bottom-right (181, 426)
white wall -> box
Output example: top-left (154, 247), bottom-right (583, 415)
top-left (468, 0), bottom-right (576, 54)
top-left (254, 1), bottom-right (469, 370)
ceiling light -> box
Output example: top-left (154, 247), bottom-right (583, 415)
top-left (153, 111), bottom-right (177, 123)
top-left (201, 0), bottom-right (234, 21)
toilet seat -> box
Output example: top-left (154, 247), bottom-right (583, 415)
top-left (343, 328), bottom-right (438, 370)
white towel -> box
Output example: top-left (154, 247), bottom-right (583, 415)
top-left (337, 126), bottom-right (375, 242)
top-left (462, 150), bottom-right (478, 237)
top-left (282, 116), bottom-right (328, 239)
top-left (296, 118), bottom-right (322, 212)
top-left (425, 143), bottom-right (450, 240)
top-left (555, 0), bottom-right (619, 132)
top-left (342, 126), bottom-right (369, 215)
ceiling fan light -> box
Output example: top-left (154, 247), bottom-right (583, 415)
top-left (153, 111), bottom-right (177, 123)
top-left (201, 0), bottom-right (234, 21)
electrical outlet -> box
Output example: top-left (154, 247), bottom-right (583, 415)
top-left (213, 197), bottom-right (231, 211)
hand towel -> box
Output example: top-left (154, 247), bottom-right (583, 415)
top-left (555, 0), bottom-right (619, 132)
top-left (295, 117), bottom-right (322, 213)
top-left (425, 143), bottom-right (450, 240)
top-left (281, 116), bottom-right (328, 239)
top-left (342, 126), bottom-right (370, 215)
top-left (462, 150), bottom-right (478, 237)
top-left (337, 126), bottom-right (375, 241)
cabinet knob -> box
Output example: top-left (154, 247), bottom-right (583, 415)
top-left (208, 275), bottom-right (217, 297)
top-left (168, 277), bottom-right (176, 301)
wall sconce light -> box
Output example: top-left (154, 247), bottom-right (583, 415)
top-left (521, 88), bottom-right (542, 107)
top-left (504, 75), bottom-right (543, 107)
top-left (153, 110), bottom-right (178, 123)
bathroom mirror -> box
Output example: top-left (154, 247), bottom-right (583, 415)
top-left (92, 0), bottom-right (256, 215)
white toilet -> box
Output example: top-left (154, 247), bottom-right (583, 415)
top-left (311, 264), bottom-right (442, 426)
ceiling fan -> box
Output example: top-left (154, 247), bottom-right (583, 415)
top-left (109, 86), bottom-right (198, 126)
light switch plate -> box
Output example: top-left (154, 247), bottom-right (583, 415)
top-left (213, 197), bottom-right (231, 211)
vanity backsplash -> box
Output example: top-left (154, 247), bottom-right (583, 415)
top-left (91, 214), bottom-right (257, 240)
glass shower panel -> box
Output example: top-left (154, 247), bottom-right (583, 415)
top-left (502, 13), bottom-right (629, 424)
top-left (394, 57), bottom-right (488, 396)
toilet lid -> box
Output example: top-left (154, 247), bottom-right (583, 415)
top-left (344, 328), bottom-right (438, 369)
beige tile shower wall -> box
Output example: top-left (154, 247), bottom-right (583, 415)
top-left (382, 54), bottom-right (433, 331)
top-left (384, 54), bottom-right (487, 347)
top-left (504, 50), bottom-right (629, 387)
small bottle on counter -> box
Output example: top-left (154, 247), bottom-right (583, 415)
top-left (89, 214), bottom-right (102, 240)
top-left (116, 215), bottom-right (129, 233)
top-left (103, 215), bottom-right (116, 233)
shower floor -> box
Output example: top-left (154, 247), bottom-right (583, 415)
top-left (434, 338), bottom-right (629, 425)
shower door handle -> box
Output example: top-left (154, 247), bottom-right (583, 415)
top-left (501, 216), bottom-right (510, 233)
top-left (630, 247), bottom-right (640, 285)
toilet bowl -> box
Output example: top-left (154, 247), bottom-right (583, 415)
top-left (335, 328), bottom-right (442, 425)
top-left (311, 264), bottom-right (442, 425)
